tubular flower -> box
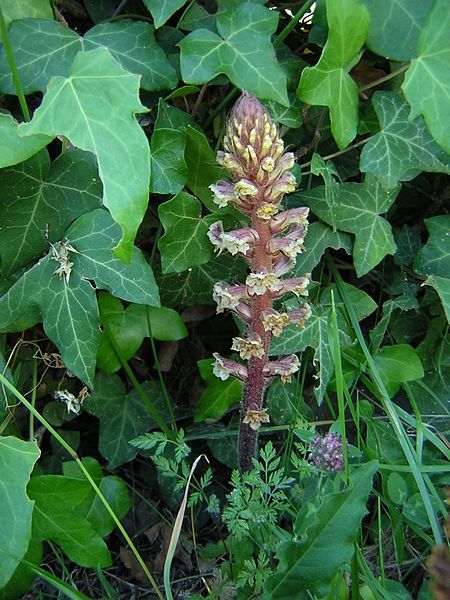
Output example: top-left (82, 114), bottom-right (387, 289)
top-left (261, 309), bottom-right (290, 337)
top-left (281, 275), bottom-right (310, 297)
top-left (263, 354), bottom-right (300, 383)
top-left (208, 221), bottom-right (259, 256)
top-left (267, 225), bottom-right (306, 258)
top-left (213, 353), bottom-right (248, 381)
top-left (231, 334), bottom-right (265, 360)
top-left (288, 304), bottom-right (312, 327)
top-left (213, 282), bottom-right (249, 313)
top-left (208, 91), bottom-right (311, 471)
top-left (246, 270), bottom-right (283, 296)
top-left (242, 408), bottom-right (270, 431)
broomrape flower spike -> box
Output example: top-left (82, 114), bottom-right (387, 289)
top-left (208, 91), bottom-right (311, 471)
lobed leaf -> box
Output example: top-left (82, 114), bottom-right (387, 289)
top-left (362, 0), bottom-right (433, 61)
top-left (360, 92), bottom-right (450, 188)
top-left (84, 373), bottom-right (168, 468)
top-left (299, 176), bottom-right (398, 276)
top-left (179, 3), bottom-right (288, 105)
top-left (402, 0), bottom-right (450, 154)
top-left (158, 191), bottom-right (216, 274)
top-left (0, 19), bottom-right (177, 94)
top-left (297, 0), bottom-right (369, 149)
top-left (19, 47), bottom-right (150, 262)
top-left (0, 209), bottom-right (159, 386)
top-left (0, 438), bottom-right (40, 589)
top-left (0, 113), bottom-right (51, 169)
top-left (0, 149), bottom-right (102, 277)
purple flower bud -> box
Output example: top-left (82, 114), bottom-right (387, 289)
top-left (208, 221), bottom-right (259, 256)
top-left (309, 432), bottom-right (345, 472)
top-left (288, 304), bottom-right (312, 327)
top-left (267, 225), bottom-right (307, 259)
top-left (280, 275), bottom-right (310, 297)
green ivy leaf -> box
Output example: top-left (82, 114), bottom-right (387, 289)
top-left (370, 295), bottom-right (419, 352)
top-left (97, 293), bottom-right (187, 373)
top-left (62, 458), bottom-right (131, 537)
top-left (158, 191), bottom-right (216, 273)
top-left (185, 126), bottom-right (227, 211)
top-left (394, 225), bottom-right (423, 267)
top-left (300, 176), bottom-right (398, 276)
top-left (0, 437), bottom-right (40, 589)
top-left (143, 0), bottom-right (188, 28)
top-left (294, 221), bottom-right (352, 276)
top-left (373, 344), bottom-right (424, 395)
top-left (360, 92), bottom-right (450, 188)
top-left (84, 373), bottom-right (166, 468)
top-left (0, 19), bottom-right (177, 93)
top-left (0, 149), bottom-right (102, 277)
top-left (0, 209), bottom-right (159, 386)
top-left (66, 209), bottom-right (160, 306)
top-left (195, 359), bottom-right (242, 422)
top-left (297, 0), bottom-right (370, 149)
top-left (158, 253), bottom-right (248, 307)
top-left (402, 0), bottom-right (450, 154)
top-left (414, 215), bottom-right (450, 321)
top-left (362, 0), bottom-right (433, 61)
top-left (27, 474), bottom-right (111, 567)
top-left (179, 3), bottom-right (289, 105)
top-left (0, 113), bottom-right (50, 169)
top-left (0, 0), bottom-right (52, 28)
top-left (271, 283), bottom-right (376, 402)
top-left (18, 47), bottom-right (150, 262)
top-left (265, 461), bottom-right (378, 598)
top-left (150, 128), bottom-right (188, 194)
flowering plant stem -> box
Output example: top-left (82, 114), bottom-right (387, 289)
top-left (208, 92), bottom-right (311, 471)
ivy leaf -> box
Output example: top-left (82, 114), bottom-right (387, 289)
top-left (62, 458), bottom-right (131, 538)
top-left (195, 359), bottom-right (242, 422)
top-left (265, 461), bottom-right (378, 598)
top-left (0, 209), bottom-right (159, 386)
top-left (83, 21), bottom-right (178, 91)
top-left (0, 149), bottom-right (102, 277)
top-left (143, 0), bottom-right (188, 28)
top-left (370, 295), bottom-right (419, 352)
top-left (300, 176), bottom-right (398, 276)
top-left (414, 215), bottom-right (450, 321)
top-left (150, 128), bottom-right (188, 194)
top-left (394, 225), bottom-right (423, 267)
top-left (84, 373), bottom-right (166, 468)
top-left (362, 0), bottom-right (433, 61)
top-left (27, 474), bottom-right (111, 567)
top-left (0, 0), bottom-right (52, 27)
top-left (0, 113), bottom-right (50, 169)
top-left (271, 283), bottom-right (376, 402)
top-left (360, 92), bottom-right (450, 188)
top-left (0, 438), bottom-right (40, 589)
top-left (374, 344), bottom-right (424, 395)
top-left (158, 253), bottom-right (248, 307)
top-left (402, 0), bottom-right (450, 154)
top-left (97, 293), bottom-right (186, 373)
top-left (66, 209), bottom-right (160, 306)
top-left (18, 47), bottom-right (150, 262)
top-left (185, 126), bottom-right (227, 211)
top-left (0, 19), bottom-right (177, 94)
top-left (158, 191), bottom-right (216, 274)
top-left (297, 0), bottom-right (370, 149)
top-left (294, 221), bottom-right (352, 276)
top-left (179, 3), bottom-right (289, 105)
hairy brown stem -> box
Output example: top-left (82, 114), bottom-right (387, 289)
top-left (239, 203), bottom-right (273, 471)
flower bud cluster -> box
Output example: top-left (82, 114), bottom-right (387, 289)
top-left (309, 432), bottom-right (346, 472)
top-left (208, 92), bottom-right (312, 433)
